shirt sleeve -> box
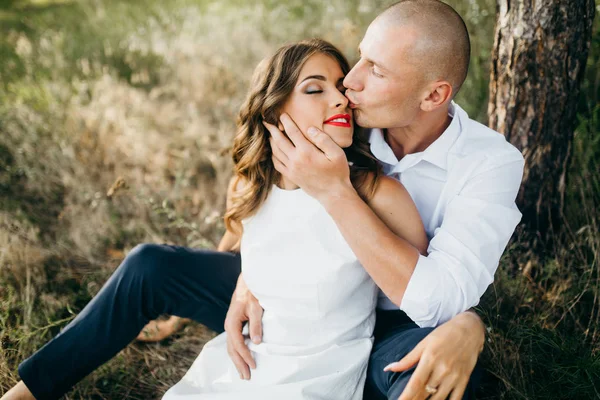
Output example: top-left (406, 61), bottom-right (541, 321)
top-left (400, 154), bottom-right (525, 327)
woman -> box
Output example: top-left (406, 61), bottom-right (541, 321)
top-left (3, 35), bottom-right (484, 400)
top-left (162, 39), bottom-right (428, 399)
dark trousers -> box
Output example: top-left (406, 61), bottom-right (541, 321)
top-left (19, 244), bottom-right (479, 399)
top-left (364, 310), bottom-right (480, 399)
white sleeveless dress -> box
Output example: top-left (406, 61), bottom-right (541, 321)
top-left (163, 185), bottom-right (378, 400)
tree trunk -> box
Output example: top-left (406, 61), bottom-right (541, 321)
top-left (488, 0), bottom-right (595, 239)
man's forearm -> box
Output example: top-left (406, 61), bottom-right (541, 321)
top-left (322, 186), bottom-right (419, 306)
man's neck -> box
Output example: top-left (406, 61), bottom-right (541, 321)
top-left (385, 108), bottom-right (452, 161)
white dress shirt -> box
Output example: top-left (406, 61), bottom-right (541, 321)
top-left (371, 102), bottom-right (524, 327)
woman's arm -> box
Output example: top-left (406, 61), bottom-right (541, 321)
top-left (217, 176), bottom-right (242, 252)
top-left (217, 230), bottom-right (241, 252)
top-left (220, 176), bottom-right (264, 380)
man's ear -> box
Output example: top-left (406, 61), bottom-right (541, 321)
top-left (420, 81), bottom-right (453, 112)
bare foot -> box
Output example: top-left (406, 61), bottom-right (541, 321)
top-left (1, 381), bottom-right (36, 400)
top-left (136, 316), bottom-right (191, 342)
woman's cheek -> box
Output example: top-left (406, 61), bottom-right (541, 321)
top-left (288, 109), bottom-right (311, 133)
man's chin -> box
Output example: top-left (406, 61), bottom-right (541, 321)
top-left (353, 112), bottom-right (375, 129)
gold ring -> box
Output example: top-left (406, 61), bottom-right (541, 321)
top-left (425, 384), bottom-right (438, 394)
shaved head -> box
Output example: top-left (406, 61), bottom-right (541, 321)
top-left (376, 0), bottom-right (470, 96)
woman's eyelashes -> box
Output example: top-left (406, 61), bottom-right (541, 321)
top-left (304, 85), bottom-right (346, 95)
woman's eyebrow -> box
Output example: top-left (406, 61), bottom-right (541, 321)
top-left (300, 74), bottom-right (326, 83)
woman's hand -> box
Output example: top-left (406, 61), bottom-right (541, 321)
top-left (224, 275), bottom-right (264, 380)
top-left (385, 311), bottom-right (485, 400)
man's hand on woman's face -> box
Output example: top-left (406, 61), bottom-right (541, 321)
top-left (385, 311), bottom-right (485, 400)
top-left (224, 277), bottom-right (263, 380)
top-left (263, 114), bottom-right (353, 206)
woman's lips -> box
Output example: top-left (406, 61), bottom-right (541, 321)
top-left (324, 113), bottom-right (351, 128)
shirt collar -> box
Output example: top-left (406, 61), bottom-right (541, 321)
top-left (369, 101), bottom-right (462, 172)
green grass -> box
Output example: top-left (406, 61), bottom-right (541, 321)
top-left (0, 0), bottom-right (599, 399)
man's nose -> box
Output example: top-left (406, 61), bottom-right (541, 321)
top-left (343, 63), bottom-right (364, 92)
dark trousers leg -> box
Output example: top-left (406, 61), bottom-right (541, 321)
top-left (18, 244), bottom-right (241, 400)
top-left (363, 310), bottom-right (481, 400)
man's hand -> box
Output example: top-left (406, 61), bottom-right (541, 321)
top-left (385, 311), bottom-right (485, 400)
top-left (224, 275), bottom-right (263, 380)
top-left (263, 113), bottom-right (353, 206)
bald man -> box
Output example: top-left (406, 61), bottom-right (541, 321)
top-left (4, 1), bottom-right (520, 400)
top-left (264, 0), bottom-right (523, 399)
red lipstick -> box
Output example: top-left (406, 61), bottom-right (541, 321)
top-left (324, 113), bottom-right (351, 128)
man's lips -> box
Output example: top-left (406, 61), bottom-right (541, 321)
top-left (323, 113), bottom-right (351, 127)
top-left (345, 93), bottom-right (358, 109)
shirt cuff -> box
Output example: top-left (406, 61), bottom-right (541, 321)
top-left (400, 254), bottom-right (443, 328)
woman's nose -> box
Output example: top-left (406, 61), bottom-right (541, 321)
top-left (333, 90), bottom-right (349, 109)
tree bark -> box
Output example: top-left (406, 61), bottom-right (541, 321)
top-left (488, 0), bottom-right (595, 238)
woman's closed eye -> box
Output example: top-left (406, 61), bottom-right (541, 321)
top-left (305, 85), bottom-right (346, 95)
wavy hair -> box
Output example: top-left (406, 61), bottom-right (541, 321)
top-left (225, 38), bottom-right (381, 233)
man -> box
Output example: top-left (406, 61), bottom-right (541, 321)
top-left (3, 1), bottom-right (522, 399)
top-left (262, 0), bottom-right (523, 398)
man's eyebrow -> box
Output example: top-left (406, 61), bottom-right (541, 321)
top-left (358, 45), bottom-right (390, 73)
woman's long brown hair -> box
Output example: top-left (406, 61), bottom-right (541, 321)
top-left (225, 38), bottom-right (381, 234)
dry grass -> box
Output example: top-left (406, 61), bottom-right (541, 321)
top-left (0, 0), bottom-right (598, 399)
